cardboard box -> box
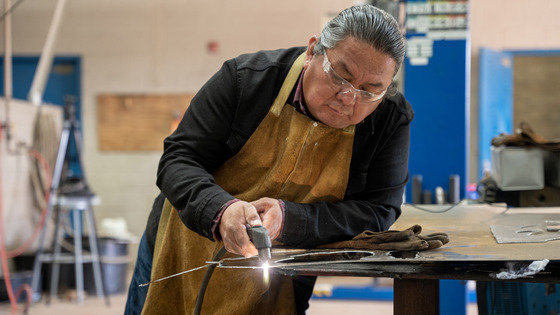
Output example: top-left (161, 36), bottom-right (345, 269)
top-left (491, 146), bottom-right (544, 191)
top-left (544, 151), bottom-right (560, 187)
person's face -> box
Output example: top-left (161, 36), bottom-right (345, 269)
top-left (302, 36), bottom-right (397, 129)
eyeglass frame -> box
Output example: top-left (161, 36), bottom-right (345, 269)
top-left (321, 48), bottom-right (387, 104)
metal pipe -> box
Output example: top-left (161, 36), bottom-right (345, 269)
top-left (412, 174), bottom-right (423, 204)
top-left (2, 0), bottom-right (15, 148)
top-left (449, 174), bottom-right (461, 204)
top-left (4, 0), bottom-right (12, 101)
top-left (28, 0), bottom-right (68, 106)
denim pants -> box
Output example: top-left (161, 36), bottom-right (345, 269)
top-left (124, 232), bottom-right (152, 315)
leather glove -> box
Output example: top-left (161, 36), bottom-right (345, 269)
top-left (491, 122), bottom-right (560, 151)
top-left (318, 225), bottom-right (449, 251)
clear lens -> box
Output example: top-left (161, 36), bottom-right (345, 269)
top-left (322, 49), bottom-right (386, 103)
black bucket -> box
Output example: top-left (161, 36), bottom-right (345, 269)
top-left (0, 271), bottom-right (33, 302)
top-left (84, 237), bottom-right (130, 295)
top-left (31, 236), bottom-right (130, 296)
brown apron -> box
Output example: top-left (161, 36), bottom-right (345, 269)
top-left (142, 53), bottom-right (355, 315)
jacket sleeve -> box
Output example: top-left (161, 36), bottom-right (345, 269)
top-left (156, 59), bottom-right (241, 240)
top-left (277, 96), bottom-right (413, 248)
top-left (155, 48), bottom-right (294, 240)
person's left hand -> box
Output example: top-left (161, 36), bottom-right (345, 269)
top-left (250, 197), bottom-right (284, 241)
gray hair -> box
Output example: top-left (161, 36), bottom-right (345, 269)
top-left (314, 5), bottom-right (405, 96)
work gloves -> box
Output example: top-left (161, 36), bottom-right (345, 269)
top-left (492, 122), bottom-right (560, 151)
top-left (318, 225), bottom-right (449, 251)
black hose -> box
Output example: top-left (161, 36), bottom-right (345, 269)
top-left (193, 246), bottom-right (228, 315)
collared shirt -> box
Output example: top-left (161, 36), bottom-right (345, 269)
top-left (294, 69), bottom-right (309, 116)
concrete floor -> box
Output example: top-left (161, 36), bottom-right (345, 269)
top-left (1, 296), bottom-right (479, 315)
top-left (1, 277), bottom-right (479, 315)
top-left (1, 295), bottom-right (478, 315)
top-left (1, 293), bottom-right (392, 315)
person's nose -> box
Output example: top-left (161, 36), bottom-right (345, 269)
top-left (337, 89), bottom-right (357, 106)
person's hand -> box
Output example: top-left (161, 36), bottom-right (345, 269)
top-left (250, 197), bottom-right (284, 241)
top-left (219, 201), bottom-right (262, 257)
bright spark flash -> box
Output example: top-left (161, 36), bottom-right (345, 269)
top-left (262, 261), bottom-right (270, 286)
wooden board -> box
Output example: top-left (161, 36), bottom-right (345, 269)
top-left (97, 94), bottom-right (194, 151)
top-left (514, 55), bottom-right (560, 141)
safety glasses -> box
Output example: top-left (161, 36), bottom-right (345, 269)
top-left (322, 49), bottom-right (386, 103)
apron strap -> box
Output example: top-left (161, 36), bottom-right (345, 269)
top-left (151, 198), bottom-right (172, 278)
top-left (270, 52), bottom-right (306, 116)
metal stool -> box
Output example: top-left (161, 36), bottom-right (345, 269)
top-left (31, 193), bottom-right (107, 304)
top-left (30, 99), bottom-right (108, 305)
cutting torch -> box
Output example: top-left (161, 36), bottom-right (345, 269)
top-left (247, 226), bottom-right (272, 263)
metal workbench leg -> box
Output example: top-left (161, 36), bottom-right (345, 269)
top-left (394, 278), bottom-right (439, 315)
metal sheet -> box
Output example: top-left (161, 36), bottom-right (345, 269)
top-left (390, 204), bottom-right (560, 261)
top-left (491, 223), bottom-right (560, 243)
top-left (213, 250), bottom-right (377, 269)
top-left (144, 204), bottom-right (560, 286)
top-left (220, 204), bottom-right (560, 268)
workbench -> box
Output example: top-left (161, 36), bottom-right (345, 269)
top-left (272, 203), bottom-right (560, 314)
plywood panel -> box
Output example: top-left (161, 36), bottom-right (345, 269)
top-left (97, 94), bottom-right (193, 151)
top-left (514, 55), bottom-right (560, 141)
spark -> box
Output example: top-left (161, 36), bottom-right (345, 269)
top-left (262, 261), bottom-right (270, 286)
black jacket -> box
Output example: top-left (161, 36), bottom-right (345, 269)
top-left (146, 47), bottom-right (414, 252)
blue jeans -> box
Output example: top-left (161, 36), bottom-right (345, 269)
top-left (124, 232), bottom-right (152, 315)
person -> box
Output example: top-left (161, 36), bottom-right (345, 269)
top-left (125, 4), bottom-right (412, 314)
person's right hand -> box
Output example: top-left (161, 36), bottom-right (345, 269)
top-left (250, 197), bottom-right (284, 241)
top-left (219, 201), bottom-right (262, 257)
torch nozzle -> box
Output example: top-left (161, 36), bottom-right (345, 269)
top-left (247, 226), bottom-right (272, 262)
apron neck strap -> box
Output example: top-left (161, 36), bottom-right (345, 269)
top-left (270, 52), bottom-right (306, 116)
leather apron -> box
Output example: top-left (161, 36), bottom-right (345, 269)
top-left (142, 53), bottom-right (355, 315)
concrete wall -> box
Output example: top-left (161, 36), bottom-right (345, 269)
top-left (1, 0), bottom-right (354, 256)
top-left (2, 0), bottom-right (560, 256)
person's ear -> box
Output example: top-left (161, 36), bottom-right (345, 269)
top-left (304, 36), bottom-right (318, 68)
